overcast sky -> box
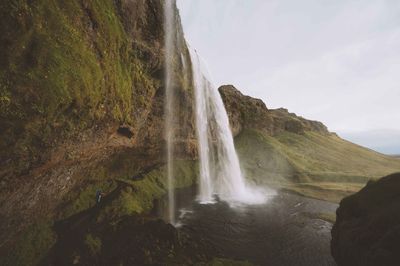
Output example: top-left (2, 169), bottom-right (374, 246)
top-left (177, 0), bottom-right (400, 154)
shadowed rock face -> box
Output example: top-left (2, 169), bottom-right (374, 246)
top-left (43, 204), bottom-right (217, 265)
top-left (331, 173), bottom-right (400, 266)
top-left (219, 85), bottom-right (330, 137)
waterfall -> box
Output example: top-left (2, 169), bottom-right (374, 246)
top-left (164, 0), bottom-right (175, 224)
top-left (189, 49), bottom-right (267, 205)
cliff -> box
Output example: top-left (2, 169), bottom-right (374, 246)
top-left (219, 85), bottom-right (329, 136)
top-left (0, 0), bottom-right (198, 263)
top-left (331, 173), bottom-right (400, 266)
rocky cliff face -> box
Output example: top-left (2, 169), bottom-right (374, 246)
top-left (331, 173), bottom-right (400, 266)
top-left (219, 85), bottom-right (330, 136)
top-left (0, 0), bottom-right (196, 253)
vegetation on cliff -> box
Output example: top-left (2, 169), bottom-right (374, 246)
top-left (1, 0), bottom-right (138, 177)
top-left (0, 0), bottom-right (197, 264)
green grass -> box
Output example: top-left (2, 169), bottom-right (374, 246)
top-left (274, 131), bottom-right (400, 179)
top-left (235, 129), bottom-right (400, 202)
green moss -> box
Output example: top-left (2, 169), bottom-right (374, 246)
top-left (174, 160), bottom-right (200, 188)
top-left (0, 220), bottom-right (56, 266)
top-left (59, 179), bottom-right (117, 220)
top-left (0, 0), bottom-right (162, 177)
top-left (98, 175), bottom-right (166, 221)
top-left (84, 234), bottom-right (102, 256)
top-left (98, 160), bottom-right (198, 221)
top-left (56, 158), bottom-right (198, 224)
top-left (57, 163), bottom-right (119, 220)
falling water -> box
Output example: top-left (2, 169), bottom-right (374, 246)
top-left (189, 49), bottom-right (268, 205)
top-left (164, 0), bottom-right (175, 224)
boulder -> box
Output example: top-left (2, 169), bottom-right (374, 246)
top-left (331, 173), bottom-right (400, 266)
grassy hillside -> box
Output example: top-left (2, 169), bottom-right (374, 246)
top-left (235, 129), bottom-right (400, 202)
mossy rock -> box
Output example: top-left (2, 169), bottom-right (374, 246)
top-left (84, 234), bottom-right (102, 256)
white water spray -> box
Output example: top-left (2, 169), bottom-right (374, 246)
top-left (189, 49), bottom-right (268, 205)
top-left (164, 0), bottom-right (175, 224)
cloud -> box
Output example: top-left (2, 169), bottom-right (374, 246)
top-left (249, 31), bottom-right (400, 132)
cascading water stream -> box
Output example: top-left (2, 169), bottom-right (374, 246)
top-left (189, 48), bottom-right (268, 205)
top-left (164, 0), bottom-right (175, 225)
top-left (164, 0), bottom-right (270, 223)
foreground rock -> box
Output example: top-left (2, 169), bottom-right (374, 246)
top-left (331, 173), bottom-right (400, 266)
top-left (44, 215), bottom-right (217, 265)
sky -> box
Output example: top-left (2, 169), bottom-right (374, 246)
top-left (177, 0), bottom-right (400, 154)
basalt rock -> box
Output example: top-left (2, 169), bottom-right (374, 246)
top-left (331, 173), bottom-right (400, 266)
top-left (219, 85), bottom-right (272, 136)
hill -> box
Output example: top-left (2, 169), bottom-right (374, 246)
top-left (220, 85), bottom-right (400, 202)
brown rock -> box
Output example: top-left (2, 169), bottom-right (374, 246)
top-left (219, 85), bottom-right (330, 136)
